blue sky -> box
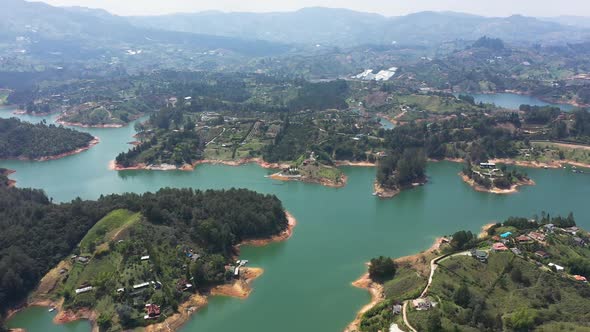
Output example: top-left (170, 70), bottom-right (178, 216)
top-left (34, 0), bottom-right (590, 17)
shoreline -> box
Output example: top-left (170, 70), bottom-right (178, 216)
top-left (12, 109), bottom-right (59, 117)
top-left (373, 181), bottom-right (400, 198)
top-left (345, 271), bottom-right (384, 332)
top-left (238, 211), bottom-right (297, 247)
top-left (459, 172), bottom-right (536, 195)
top-left (111, 158), bottom-right (349, 188)
top-left (56, 118), bottom-right (124, 128)
top-left (431, 157), bottom-right (590, 170)
top-left (269, 171), bottom-right (348, 188)
top-left (334, 160), bottom-right (376, 167)
top-left (372, 180), bottom-right (426, 199)
top-left (4, 137), bottom-right (99, 162)
top-left (109, 157), bottom-right (289, 172)
top-left (7, 211), bottom-right (297, 332)
top-left (2, 168), bottom-right (16, 187)
top-left (55, 112), bottom-right (145, 128)
top-left (451, 89), bottom-right (588, 108)
top-left (345, 237), bottom-right (447, 332)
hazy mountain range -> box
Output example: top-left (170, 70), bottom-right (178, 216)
top-left (2, 0), bottom-right (590, 61)
top-left (129, 7), bottom-right (590, 47)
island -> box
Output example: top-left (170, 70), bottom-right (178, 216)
top-left (0, 184), bottom-right (295, 332)
top-left (461, 160), bottom-right (534, 194)
top-left (0, 118), bottom-right (98, 161)
top-left (351, 213), bottom-right (590, 332)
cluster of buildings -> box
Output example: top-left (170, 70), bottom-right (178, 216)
top-left (478, 223), bottom-right (589, 283)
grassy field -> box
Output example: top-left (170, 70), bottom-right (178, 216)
top-left (79, 209), bottom-right (140, 254)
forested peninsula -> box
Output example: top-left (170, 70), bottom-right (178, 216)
top-left (0, 183), bottom-right (291, 331)
top-left (0, 118), bottom-right (97, 160)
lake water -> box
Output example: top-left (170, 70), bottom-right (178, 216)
top-left (3, 105), bottom-right (590, 332)
top-left (469, 93), bottom-right (575, 111)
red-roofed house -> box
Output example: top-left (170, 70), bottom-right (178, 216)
top-left (492, 242), bottom-right (509, 251)
top-left (528, 232), bottom-right (546, 242)
top-left (516, 235), bottom-right (533, 244)
top-left (145, 304), bottom-right (161, 319)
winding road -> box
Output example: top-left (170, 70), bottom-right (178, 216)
top-left (402, 251), bottom-right (470, 331)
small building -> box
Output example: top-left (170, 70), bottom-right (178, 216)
top-left (548, 263), bottom-right (565, 271)
top-left (141, 255), bottom-right (150, 261)
top-left (234, 266), bottom-right (240, 278)
top-left (535, 251), bottom-right (550, 259)
top-left (412, 298), bottom-right (432, 311)
top-left (573, 237), bottom-right (587, 246)
top-left (75, 286), bottom-right (93, 294)
top-left (528, 232), bottom-right (546, 242)
top-left (492, 242), bottom-right (509, 251)
top-left (471, 249), bottom-right (489, 262)
top-left (510, 247), bottom-right (522, 255)
top-left (480, 162), bottom-right (496, 169)
top-left (516, 235), bottom-right (533, 244)
top-left (76, 256), bottom-right (90, 264)
top-left (544, 224), bottom-right (555, 233)
top-left (392, 304), bottom-right (403, 315)
top-left (574, 275), bottom-right (588, 282)
top-left (133, 282), bottom-right (151, 290)
top-left (144, 304), bottom-right (161, 319)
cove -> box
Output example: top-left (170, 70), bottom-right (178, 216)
top-left (469, 93), bottom-right (575, 111)
top-left (2, 106), bottom-right (590, 332)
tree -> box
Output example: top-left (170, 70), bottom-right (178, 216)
top-left (453, 284), bottom-right (471, 308)
top-left (368, 256), bottom-right (396, 282)
top-left (426, 310), bottom-right (443, 332)
top-left (451, 230), bottom-right (475, 250)
top-left (509, 308), bottom-right (536, 331)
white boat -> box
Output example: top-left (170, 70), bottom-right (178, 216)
top-left (48, 307), bottom-right (56, 312)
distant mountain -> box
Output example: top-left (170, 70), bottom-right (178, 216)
top-left (129, 7), bottom-right (590, 47)
top-left (541, 16), bottom-right (590, 29)
top-left (1, 0), bottom-right (289, 58)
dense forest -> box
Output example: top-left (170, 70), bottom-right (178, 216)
top-left (0, 185), bottom-right (287, 329)
top-left (0, 118), bottom-right (94, 159)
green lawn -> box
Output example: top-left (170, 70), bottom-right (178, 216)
top-left (79, 209), bottom-right (140, 254)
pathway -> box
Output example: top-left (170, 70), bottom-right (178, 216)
top-left (403, 251), bottom-right (469, 331)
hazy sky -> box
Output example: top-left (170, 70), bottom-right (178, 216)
top-left (34, 0), bottom-right (590, 17)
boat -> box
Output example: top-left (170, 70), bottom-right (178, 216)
top-left (48, 307), bottom-right (55, 312)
